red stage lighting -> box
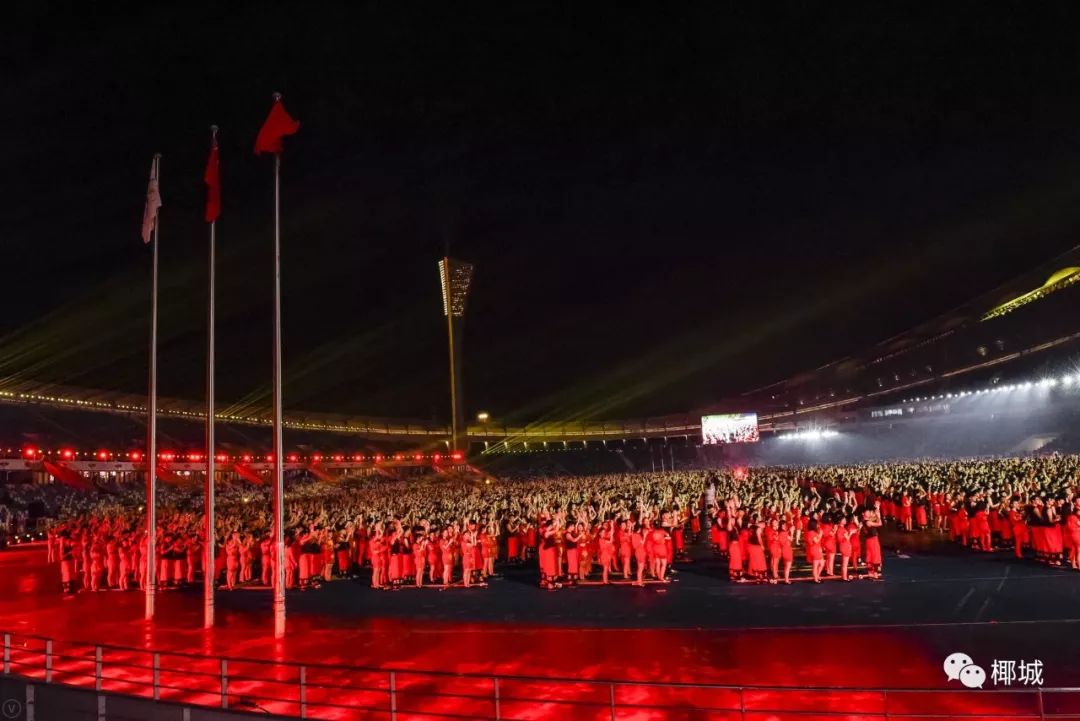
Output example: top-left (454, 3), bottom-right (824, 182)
top-left (433, 453), bottom-right (441, 462)
top-left (60, 449), bottom-right (75, 461)
top-left (129, 450), bottom-right (143, 462)
top-left (332, 454), bottom-right (344, 462)
top-left (96, 450), bottom-right (110, 461)
top-left (394, 454), bottom-right (403, 461)
top-left (22, 446), bottom-right (38, 459)
top-left (414, 453), bottom-right (423, 461)
top-left (188, 453), bottom-right (203, 462)
top-left (242, 454), bottom-right (253, 463)
top-left (374, 454), bottom-right (383, 463)
top-left (160, 451), bottom-right (176, 462)
top-left (287, 453), bottom-right (299, 462)
top-left (312, 454), bottom-right (323, 463)
top-left (265, 454), bottom-right (274, 462)
top-left (451, 451), bottom-right (464, 461)
top-left (215, 454), bottom-right (228, 463)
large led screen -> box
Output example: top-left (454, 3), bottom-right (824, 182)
top-left (702, 413), bottom-right (759, 444)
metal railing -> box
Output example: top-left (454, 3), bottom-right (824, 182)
top-left (4, 630), bottom-right (1080, 720)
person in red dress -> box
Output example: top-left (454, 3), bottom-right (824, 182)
top-left (900, 494), bottom-right (913, 532)
top-left (336, 528), bottom-right (353, 578)
top-left (632, 523), bottom-right (648, 586)
top-left (539, 520), bottom-right (558, 588)
top-left (746, 517), bottom-right (767, 583)
top-left (1008, 500), bottom-right (1029, 560)
top-left (915, 495), bottom-right (929, 530)
top-left (505, 518), bottom-right (521, 564)
top-left (387, 523), bottom-right (403, 586)
top-left (353, 520), bottom-right (369, 571)
top-left (765, 517), bottom-right (781, 584)
top-left (779, 519), bottom-right (795, 584)
top-left (805, 520), bottom-right (824, 583)
top-left (186, 533), bottom-right (202, 585)
top-left (972, 503), bottom-right (992, 553)
top-left (821, 517), bottom-right (837, 577)
top-left (863, 503), bottom-right (884, 579)
top-left (650, 523), bottom-right (671, 582)
top-left (564, 522), bottom-right (582, 582)
top-left (369, 525), bottom-right (386, 589)
top-left (413, 525), bottom-right (428, 588)
top-left (1066, 500), bottom-right (1080, 571)
top-left (838, 516), bottom-right (856, 581)
top-left (259, 536), bottom-right (272, 585)
top-left (481, 522), bottom-right (498, 579)
top-left (427, 528), bottom-right (442, 584)
top-left (618, 520), bottom-right (633, 580)
top-left (598, 521), bottom-right (616, 584)
top-left (441, 526), bottom-right (457, 587)
top-left (225, 532), bottom-right (241, 590)
top-left (1045, 501), bottom-right (1064, 566)
top-left (460, 523), bottom-right (478, 588)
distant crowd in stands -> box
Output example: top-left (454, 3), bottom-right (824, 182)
top-left (16, 453), bottom-right (1080, 594)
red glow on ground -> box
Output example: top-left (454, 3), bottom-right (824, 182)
top-left (3, 548), bottom-right (1077, 720)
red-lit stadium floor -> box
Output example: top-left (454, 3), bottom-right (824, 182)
top-left (3, 541), bottom-right (1080, 719)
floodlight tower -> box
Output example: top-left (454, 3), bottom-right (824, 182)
top-left (438, 257), bottom-right (475, 455)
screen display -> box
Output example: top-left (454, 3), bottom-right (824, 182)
top-left (701, 413), bottom-right (759, 444)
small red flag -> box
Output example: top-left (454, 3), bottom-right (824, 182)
top-left (254, 94), bottom-right (299, 155)
top-left (204, 128), bottom-right (221, 223)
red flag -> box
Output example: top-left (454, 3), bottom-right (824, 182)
top-left (254, 94), bottom-right (299, 155)
top-left (204, 128), bottom-right (221, 223)
top-left (141, 155), bottom-right (162, 243)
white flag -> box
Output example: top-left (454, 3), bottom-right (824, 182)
top-left (141, 156), bottom-right (162, 244)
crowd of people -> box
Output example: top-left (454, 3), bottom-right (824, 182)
top-left (21, 453), bottom-right (1080, 595)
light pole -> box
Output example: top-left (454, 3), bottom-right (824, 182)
top-left (438, 258), bottom-right (475, 455)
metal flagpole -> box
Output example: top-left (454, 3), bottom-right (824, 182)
top-left (204, 126), bottom-right (218, 629)
top-left (271, 113), bottom-right (286, 638)
top-left (145, 153), bottom-right (161, 622)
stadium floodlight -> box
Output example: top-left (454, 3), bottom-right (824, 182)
top-left (438, 257), bottom-right (476, 456)
top-left (1064, 376), bottom-right (1075, 387)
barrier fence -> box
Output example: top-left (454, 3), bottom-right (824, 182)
top-left (4, 631), bottom-right (1080, 720)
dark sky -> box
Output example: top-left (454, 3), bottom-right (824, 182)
top-left (4, 3), bottom-right (1080, 424)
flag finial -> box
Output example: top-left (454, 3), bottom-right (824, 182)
top-left (210, 124), bottom-right (219, 136)
top-left (272, 92), bottom-right (282, 101)
top-left (153, 152), bottom-right (162, 160)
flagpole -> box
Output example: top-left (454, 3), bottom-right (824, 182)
top-left (145, 153), bottom-right (161, 622)
top-left (204, 126), bottom-right (218, 629)
top-left (271, 95), bottom-right (286, 639)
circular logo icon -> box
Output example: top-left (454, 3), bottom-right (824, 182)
top-left (1, 698), bottom-right (22, 720)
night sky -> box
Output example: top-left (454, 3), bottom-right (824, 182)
top-left (5, 3), bottom-right (1080, 424)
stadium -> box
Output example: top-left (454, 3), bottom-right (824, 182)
top-left (6, 5), bottom-right (1080, 721)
